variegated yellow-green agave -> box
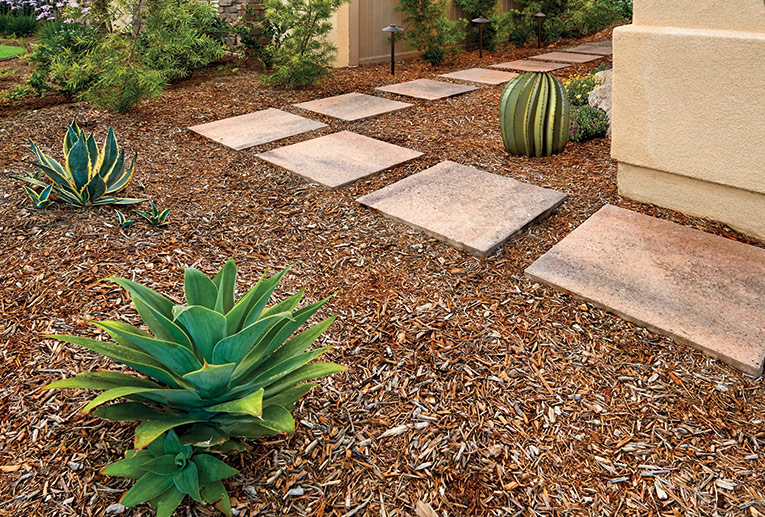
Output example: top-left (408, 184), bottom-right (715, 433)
top-left (16, 119), bottom-right (145, 206)
top-left (45, 259), bottom-right (345, 451)
top-left (499, 72), bottom-right (570, 157)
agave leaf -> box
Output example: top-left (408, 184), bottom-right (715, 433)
top-left (258, 288), bottom-right (303, 321)
top-left (163, 430), bottom-right (188, 455)
top-left (33, 161), bottom-right (75, 191)
top-left (45, 371), bottom-right (162, 391)
top-left (212, 259), bottom-right (237, 314)
top-left (221, 405), bottom-right (294, 436)
top-left (141, 454), bottom-right (182, 476)
top-left (52, 186), bottom-right (87, 207)
top-left (63, 120), bottom-right (80, 156)
top-left (85, 133), bottom-right (99, 174)
top-left (44, 334), bottom-right (183, 388)
top-left (151, 486), bottom-right (185, 517)
top-left (208, 440), bottom-right (245, 453)
top-left (101, 450), bottom-right (154, 478)
top-left (95, 320), bottom-right (203, 375)
top-left (182, 363), bottom-right (236, 398)
top-left (98, 127), bottom-right (119, 180)
top-left (246, 348), bottom-right (332, 393)
top-left (93, 401), bottom-right (164, 421)
top-left (193, 454), bottom-right (239, 483)
top-left (173, 462), bottom-right (202, 502)
top-left (174, 306), bottom-right (227, 362)
top-left (135, 388), bottom-right (206, 408)
top-left (92, 196), bottom-right (146, 205)
top-left (257, 316), bottom-right (336, 372)
top-left (212, 312), bottom-right (291, 365)
top-left (107, 277), bottom-right (175, 319)
top-left (134, 417), bottom-right (206, 450)
top-left (178, 424), bottom-right (229, 448)
top-left (120, 472), bottom-right (175, 507)
top-left (82, 386), bottom-right (177, 413)
top-left (200, 480), bottom-right (233, 517)
top-left (184, 268), bottom-right (218, 310)
top-left (207, 388), bottom-right (263, 417)
top-left (106, 152), bottom-right (136, 194)
top-left (234, 266), bottom-right (293, 331)
top-left (262, 382), bottom-right (315, 410)
top-left (14, 174), bottom-right (50, 188)
top-left (86, 174), bottom-right (107, 202)
top-left (66, 136), bottom-right (90, 191)
top-left (262, 362), bottom-right (345, 399)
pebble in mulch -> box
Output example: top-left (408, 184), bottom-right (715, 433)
top-left (525, 204), bottom-right (765, 376)
top-left (530, 51), bottom-right (605, 64)
top-left (438, 68), bottom-right (518, 85)
top-left (293, 92), bottom-right (412, 121)
top-left (490, 59), bottom-right (570, 72)
top-left (357, 160), bottom-right (567, 257)
top-left (256, 130), bottom-right (423, 189)
top-left (566, 43), bottom-right (614, 55)
top-left (188, 108), bottom-right (326, 150)
top-left (375, 78), bottom-right (478, 100)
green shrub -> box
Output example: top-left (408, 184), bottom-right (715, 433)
top-left (454, 0), bottom-right (500, 51)
top-left (259, 0), bottom-right (348, 87)
top-left (136, 0), bottom-right (227, 81)
top-left (232, 4), bottom-right (287, 69)
top-left (564, 72), bottom-right (601, 106)
top-left (397, 0), bottom-right (466, 66)
top-left (569, 105), bottom-right (608, 143)
top-left (45, 259), bottom-right (345, 452)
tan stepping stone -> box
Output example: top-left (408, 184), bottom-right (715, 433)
top-left (490, 60), bottom-right (569, 72)
top-left (188, 108), bottom-right (326, 150)
top-left (590, 40), bottom-right (612, 48)
top-left (375, 79), bottom-right (477, 100)
top-left (567, 44), bottom-right (613, 55)
top-left (530, 51), bottom-right (604, 64)
top-left (257, 131), bottom-right (423, 189)
top-left (357, 161), bottom-right (567, 257)
top-left (525, 205), bottom-right (765, 376)
top-left (293, 92), bottom-right (411, 121)
top-left (438, 68), bottom-right (518, 85)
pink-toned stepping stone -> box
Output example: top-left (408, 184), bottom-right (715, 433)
top-left (567, 44), bottom-right (613, 56)
top-left (438, 68), bottom-right (518, 85)
top-left (525, 205), bottom-right (765, 376)
top-left (189, 109), bottom-right (326, 150)
top-left (293, 92), bottom-right (411, 121)
top-left (490, 60), bottom-right (569, 72)
top-left (358, 161), bottom-right (566, 257)
top-left (257, 131), bottom-right (423, 189)
top-left (530, 51), bottom-right (603, 64)
top-left (375, 79), bottom-right (477, 100)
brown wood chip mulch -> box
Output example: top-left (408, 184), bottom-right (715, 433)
top-left (1, 25), bottom-right (764, 517)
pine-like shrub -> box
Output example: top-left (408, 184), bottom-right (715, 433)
top-left (397, 0), bottom-right (466, 66)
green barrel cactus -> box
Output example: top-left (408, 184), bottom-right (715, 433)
top-left (499, 72), bottom-right (571, 157)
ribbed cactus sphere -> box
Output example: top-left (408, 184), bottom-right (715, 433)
top-left (499, 72), bottom-right (571, 157)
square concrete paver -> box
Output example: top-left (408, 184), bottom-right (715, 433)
top-left (490, 60), bottom-right (570, 72)
top-left (357, 161), bottom-right (567, 257)
top-left (189, 109), bottom-right (326, 150)
top-left (529, 51), bottom-right (603, 64)
top-left (438, 68), bottom-right (518, 85)
top-left (257, 131), bottom-right (423, 189)
top-left (567, 43), bottom-right (613, 55)
top-left (525, 205), bottom-right (765, 376)
top-left (293, 92), bottom-right (412, 121)
top-left (375, 79), bottom-right (477, 100)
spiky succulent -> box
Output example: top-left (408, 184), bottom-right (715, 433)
top-left (137, 203), bottom-right (171, 226)
top-left (45, 259), bottom-right (344, 451)
top-left (499, 72), bottom-right (570, 157)
top-left (16, 119), bottom-right (145, 206)
top-left (116, 210), bottom-right (135, 228)
top-left (23, 183), bottom-right (53, 209)
top-left (103, 431), bottom-right (238, 517)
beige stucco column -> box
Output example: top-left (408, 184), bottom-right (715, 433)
top-left (611, 1), bottom-right (765, 241)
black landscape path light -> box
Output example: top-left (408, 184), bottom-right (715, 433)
top-left (382, 24), bottom-right (405, 75)
top-left (534, 12), bottom-right (546, 48)
top-left (472, 16), bottom-right (490, 58)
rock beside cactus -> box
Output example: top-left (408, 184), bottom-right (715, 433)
top-left (588, 70), bottom-right (613, 136)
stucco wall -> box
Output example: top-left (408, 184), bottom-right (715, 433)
top-left (611, 0), bottom-right (765, 241)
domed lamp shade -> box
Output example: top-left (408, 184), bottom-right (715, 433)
top-left (472, 17), bottom-right (490, 58)
top-left (382, 24), bottom-right (405, 75)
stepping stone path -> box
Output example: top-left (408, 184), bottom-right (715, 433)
top-left (567, 43), bottom-right (613, 56)
top-left (530, 51), bottom-right (603, 64)
top-left (189, 109), bottom-right (326, 150)
top-left (357, 161), bottom-right (566, 257)
top-left (257, 131), bottom-right (423, 189)
top-left (490, 60), bottom-right (569, 73)
top-left (525, 205), bottom-right (765, 376)
top-left (438, 68), bottom-right (518, 85)
top-left (293, 92), bottom-right (411, 121)
top-left (376, 79), bottom-right (477, 100)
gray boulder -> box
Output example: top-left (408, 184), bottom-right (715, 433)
top-left (588, 69), bottom-right (612, 136)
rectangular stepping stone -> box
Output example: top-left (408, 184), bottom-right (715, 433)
top-left (490, 60), bottom-right (569, 72)
top-left (357, 161), bottom-right (566, 257)
top-left (293, 92), bottom-right (411, 121)
top-left (529, 51), bottom-right (603, 64)
top-left (525, 205), bottom-right (765, 376)
top-left (188, 108), bottom-right (326, 150)
top-left (257, 131), bottom-right (423, 189)
top-left (375, 79), bottom-right (477, 100)
top-left (567, 44), bottom-right (613, 56)
top-left (438, 68), bottom-right (518, 85)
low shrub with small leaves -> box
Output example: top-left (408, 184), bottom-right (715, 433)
top-left (569, 105), bottom-right (608, 143)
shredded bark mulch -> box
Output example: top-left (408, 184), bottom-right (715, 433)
top-left (1, 26), bottom-right (763, 516)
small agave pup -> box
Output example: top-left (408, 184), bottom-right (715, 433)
top-left (499, 72), bottom-right (570, 157)
top-left (45, 259), bottom-right (345, 453)
top-left (16, 119), bottom-right (145, 207)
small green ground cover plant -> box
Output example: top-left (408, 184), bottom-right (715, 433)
top-left (45, 259), bottom-right (344, 515)
top-left (570, 105), bottom-right (608, 143)
top-left (0, 43), bottom-right (24, 59)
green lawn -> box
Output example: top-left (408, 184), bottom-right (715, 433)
top-left (0, 44), bottom-right (25, 60)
